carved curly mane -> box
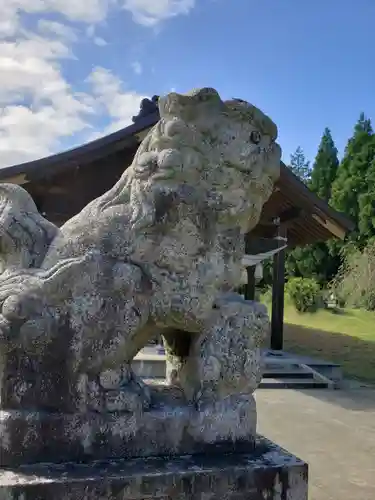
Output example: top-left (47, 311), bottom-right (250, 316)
top-left (0, 183), bottom-right (59, 271)
top-left (80, 88), bottom-right (280, 235)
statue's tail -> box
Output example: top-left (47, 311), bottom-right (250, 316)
top-left (0, 184), bottom-right (59, 272)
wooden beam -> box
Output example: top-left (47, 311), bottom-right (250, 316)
top-left (312, 214), bottom-right (346, 240)
top-left (0, 173), bottom-right (28, 185)
top-left (271, 226), bottom-right (287, 350)
top-left (244, 233), bottom-right (256, 300)
top-left (245, 236), bottom-right (282, 256)
top-left (251, 224), bottom-right (279, 239)
top-left (279, 206), bottom-right (301, 224)
top-left (244, 265), bottom-right (256, 300)
top-left (260, 206), bottom-right (301, 227)
top-left (279, 163), bottom-right (354, 234)
top-left (253, 209), bottom-right (302, 239)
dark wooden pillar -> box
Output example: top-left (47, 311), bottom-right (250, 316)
top-left (271, 226), bottom-right (287, 351)
top-left (244, 233), bottom-right (256, 300)
top-left (245, 265), bottom-right (256, 300)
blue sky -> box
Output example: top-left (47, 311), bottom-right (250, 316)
top-left (1, 0), bottom-right (375, 167)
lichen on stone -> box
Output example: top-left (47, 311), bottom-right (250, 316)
top-left (0, 87), bottom-right (281, 465)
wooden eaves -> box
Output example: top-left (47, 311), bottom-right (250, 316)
top-left (0, 99), bottom-right (354, 244)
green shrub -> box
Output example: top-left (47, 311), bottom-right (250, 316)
top-left (286, 277), bottom-right (321, 312)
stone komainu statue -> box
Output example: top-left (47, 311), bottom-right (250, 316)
top-left (0, 88), bottom-right (281, 465)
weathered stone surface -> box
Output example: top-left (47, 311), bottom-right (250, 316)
top-left (0, 384), bottom-right (256, 467)
top-left (0, 88), bottom-right (281, 466)
top-left (0, 438), bottom-right (308, 500)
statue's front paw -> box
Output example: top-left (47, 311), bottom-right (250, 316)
top-left (0, 270), bottom-right (45, 320)
top-left (2, 294), bottom-right (35, 321)
top-left (179, 295), bottom-right (269, 402)
top-left (0, 315), bottom-right (11, 342)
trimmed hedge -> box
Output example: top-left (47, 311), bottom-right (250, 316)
top-left (286, 277), bottom-right (321, 312)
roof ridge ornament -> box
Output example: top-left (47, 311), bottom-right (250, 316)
top-left (132, 95), bottom-right (159, 123)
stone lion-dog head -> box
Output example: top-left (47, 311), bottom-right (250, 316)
top-left (103, 87), bottom-right (281, 235)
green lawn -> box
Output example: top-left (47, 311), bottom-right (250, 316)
top-left (263, 299), bottom-right (375, 383)
top-left (283, 305), bottom-right (375, 341)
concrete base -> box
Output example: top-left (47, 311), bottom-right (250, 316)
top-left (0, 437), bottom-right (308, 499)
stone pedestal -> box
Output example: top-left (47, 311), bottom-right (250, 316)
top-left (0, 437), bottom-right (308, 499)
top-left (0, 385), bottom-right (256, 467)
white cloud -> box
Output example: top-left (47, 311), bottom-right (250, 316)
top-left (84, 24), bottom-right (108, 46)
top-left (0, 43), bottom-right (145, 166)
top-left (0, 0), bottom-right (196, 168)
top-left (122, 0), bottom-right (195, 26)
top-left (87, 66), bottom-right (145, 136)
top-left (0, 0), bottom-right (141, 168)
top-left (0, 0), bottom-right (111, 32)
top-left (131, 61), bottom-right (142, 75)
top-left (37, 19), bottom-right (78, 42)
top-left (94, 36), bottom-right (108, 46)
top-left (0, 1), bottom-right (143, 168)
top-left (0, 104), bottom-right (91, 166)
top-left (0, 33), bottom-right (95, 167)
top-left (0, 4), bottom-right (20, 37)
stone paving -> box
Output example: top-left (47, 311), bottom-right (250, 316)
top-left (256, 386), bottom-right (375, 500)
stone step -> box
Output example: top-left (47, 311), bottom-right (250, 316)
top-left (134, 360), bottom-right (317, 379)
top-left (263, 350), bottom-right (343, 383)
top-left (141, 374), bottom-right (328, 390)
top-left (132, 358), bottom-right (166, 378)
top-left (264, 362), bottom-right (301, 370)
top-left (259, 377), bottom-right (329, 389)
top-left (134, 350), bottom-right (335, 389)
top-left (262, 369), bottom-right (314, 379)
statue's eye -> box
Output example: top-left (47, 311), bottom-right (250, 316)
top-left (250, 131), bottom-right (261, 144)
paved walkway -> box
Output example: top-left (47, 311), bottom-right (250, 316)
top-left (256, 387), bottom-right (375, 500)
